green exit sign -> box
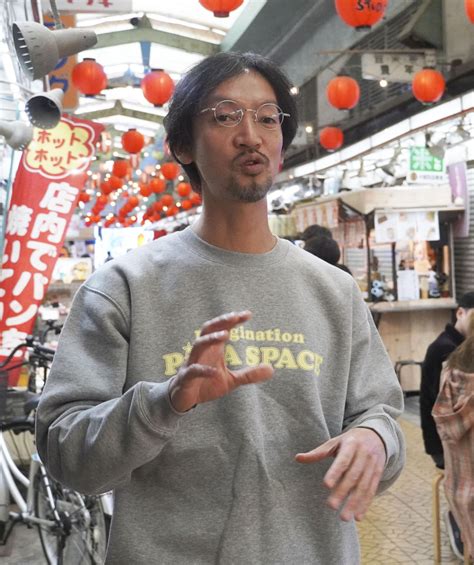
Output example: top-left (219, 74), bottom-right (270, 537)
top-left (410, 147), bottom-right (444, 172)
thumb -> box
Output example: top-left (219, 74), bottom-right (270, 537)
top-left (295, 436), bottom-right (340, 464)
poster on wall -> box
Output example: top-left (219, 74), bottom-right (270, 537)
top-left (0, 115), bottom-right (103, 383)
top-left (374, 210), bottom-right (440, 243)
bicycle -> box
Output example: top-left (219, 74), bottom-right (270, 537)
top-left (0, 338), bottom-right (109, 564)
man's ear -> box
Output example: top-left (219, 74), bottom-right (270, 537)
top-left (174, 146), bottom-right (193, 165)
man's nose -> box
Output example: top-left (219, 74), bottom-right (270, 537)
top-left (233, 111), bottom-right (262, 148)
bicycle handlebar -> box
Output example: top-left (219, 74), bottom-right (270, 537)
top-left (0, 337), bottom-right (55, 369)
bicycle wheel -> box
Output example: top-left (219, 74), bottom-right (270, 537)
top-left (34, 470), bottom-right (107, 564)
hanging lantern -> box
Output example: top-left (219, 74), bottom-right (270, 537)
top-left (161, 162), bottom-right (180, 180)
top-left (139, 183), bottom-right (152, 197)
top-left (466, 0), bottom-right (474, 23)
top-left (327, 76), bottom-right (360, 110)
top-left (335, 0), bottom-right (388, 30)
top-left (150, 177), bottom-right (166, 193)
top-left (108, 175), bottom-right (124, 191)
top-left (122, 129), bottom-right (145, 154)
top-left (161, 194), bottom-right (174, 207)
top-left (181, 199), bottom-right (193, 211)
top-left (141, 70), bottom-right (174, 107)
top-left (198, 0), bottom-right (243, 17)
top-left (319, 127), bottom-right (344, 152)
top-left (127, 195), bottom-right (139, 208)
top-left (153, 200), bottom-right (164, 213)
top-left (166, 205), bottom-right (179, 217)
top-left (72, 58), bottom-right (107, 96)
top-left (78, 191), bottom-right (90, 203)
top-left (112, 159), bottom-right (130, 178)
top-left (412, 68), bottom-right (445, 104)
top-left (189, 191), bottom-right (202, 206)
top-left (176, 181), bottom-right (192, 197)
top-left (97, 194), bottom-right (109, 207)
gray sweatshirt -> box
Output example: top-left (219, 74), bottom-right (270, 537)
top-left (36, 228), bottom-right (405, 565)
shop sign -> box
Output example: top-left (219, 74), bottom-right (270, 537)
top-left (293, 200), bottom-right (339, 234)
top-left (408, 147), bottom-right (446, 185)
top-left (361, 52), bottom-right (435, 83)
top-left (56, 0), bottom-right (133, 12)
top-left (0, 115), bottom-right (103, 384)
top-left (374, 210), bottom-right (440, 243)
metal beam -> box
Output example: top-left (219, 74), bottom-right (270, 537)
top-left (77, 101), bottom-right (164, 124)
top-left (93, 16), bottom-right (218, 56)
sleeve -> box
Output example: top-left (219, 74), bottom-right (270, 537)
top-left (342, 285), bottom-right (406, 493)
top-left (35, 282), bottom-right (185, 495)
top-left (419, 343), bottom-right (444, 455)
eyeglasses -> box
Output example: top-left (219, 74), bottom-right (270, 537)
top-left (199, 99), bottom-right (290, 129)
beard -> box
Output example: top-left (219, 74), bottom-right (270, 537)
top-left (224, 173), bottom-right (273, 203)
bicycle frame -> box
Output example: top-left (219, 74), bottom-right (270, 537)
top-left (0, 433), bottom-right (58, 532)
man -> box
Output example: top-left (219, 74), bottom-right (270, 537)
top-left (304, 235), bottom-right (353, 275)
top-left (420, 291), bottom-right (474, 467)
top-left (36, 52), bottom-right (405, 564)
top-left (420, 290), bottom-right (474, 559)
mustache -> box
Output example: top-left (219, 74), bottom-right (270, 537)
top-left (233, 150), bottom-right (269, 165)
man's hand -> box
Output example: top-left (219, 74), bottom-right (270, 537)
top-left (169, 311), bottom-right (273, 412)
top-left (295, 428), bottom-right (386, 522)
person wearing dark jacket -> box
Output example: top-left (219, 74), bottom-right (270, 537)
top-left (420, 291), bottom-right (474, 467)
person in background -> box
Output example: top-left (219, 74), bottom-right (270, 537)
top-left (432, 312), bottom-right (474, 560)
top-left (36, 51), bottom-right (404, 564)
top-left (304, 235), bottom-right (352, 275)
top-left (300, 223), bottom-right (333, 242)
top-left (420, 290), bottom-right (474, 558)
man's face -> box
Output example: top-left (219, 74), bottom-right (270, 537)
top-left (182, 70), bottom-right (284, 203)
top-left (456, 307), bottom-right (474, 336)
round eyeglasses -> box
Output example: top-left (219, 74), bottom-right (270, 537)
top-left (199, 99), bottom-right (290, 129)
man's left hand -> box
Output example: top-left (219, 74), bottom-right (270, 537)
top-left (295, 428), bottom-right (386, 522)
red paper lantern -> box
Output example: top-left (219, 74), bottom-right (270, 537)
top-left (335, 0), bottom-right (388, 30)
top-left (141, 70), bottom-right (174, 107)
top-left (149, 177), bottom-right (166, 193)
top-left (97, 194), bottom-right (109, 206)
top-left (161, 194), bottom-right (174, 207)
top-left (72, 58), bottom-right (107, 96)
top-left (189, 191), bottom-right (202, 206)
top-left (319, 127), bottom-right (344, 152)
top-left (412, 68), bottom-right (445, 105)
top-left (153, 201), bottom-right (164, 213)
top-left (78, 192), bottom-right (90, 203)
top-left (181, 199), bottom-right (193, 211)
top-left (199, 0), bottom-right (243, 17)
top-left (176, 182), bottom-right (192, 197)
top-left (465, 0), bottom-right (474, 22)
top-left (139, 183), bottom-right (152, 197)
top-left (122, 129), bottom-right (145, 154)
top-left (161, 162), bottom-right (180, 180)
top-left (108, 175), bottom-right (124, 191)
top-left (104, 216), bottom-right (116, 228)
top-left (327, 76), bottom-right (360, 110)
top-left (166, 205), bottom-right (179, 217)
top-left (127, 196), bottom-right (139, 208)
top-left (112, 159), bottom-right (129, 178)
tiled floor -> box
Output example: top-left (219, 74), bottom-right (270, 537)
top-left (1, 399), bottom-right (467, 564)
top-left (358, 400), bottom-right (462, 565)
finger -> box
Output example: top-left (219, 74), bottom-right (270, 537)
top-left (326, 451), bottom-right (368, 517)
top-left (323, 441), bottom-right (357, 490)
top-left (232, 364), bottom-right (274, 386)
top-left (181, 363), bottom-right (219, 380)
top-left (354, 463), bottom-right (384, 522)
top-left (295, 437), bottom-right (340, 464)
top-left (187, 330), bottom-right (229, 364)
top-left (200, 311), bottom-right (252, 337)
top-left (340, 465), bottom-right (377, 522)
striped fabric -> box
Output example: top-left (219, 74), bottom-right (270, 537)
top-left (432, 367), bottom-right (474, 557)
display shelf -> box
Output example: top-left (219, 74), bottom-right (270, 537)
top-left (369, 297), bottom-right (456, 313)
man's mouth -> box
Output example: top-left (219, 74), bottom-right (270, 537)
top-left (235, 153), bottom-right (267, 174)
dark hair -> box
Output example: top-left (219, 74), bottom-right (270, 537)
top-left (458, 291), bottom-right (474, 310)
top-left (165, 51), bottom-right (298, 192)
top-left (301, 224), bottom-right (333, 241)
top-left (447, 313), bottom-right (474, 373)
top-left (304, 236), bottom-right (341, 265)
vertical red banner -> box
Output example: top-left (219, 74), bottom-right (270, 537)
top-left (0, 115), bottom-right (103, 383)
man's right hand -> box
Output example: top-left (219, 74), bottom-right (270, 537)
top-left (168, 311), bottom-right (273, 412)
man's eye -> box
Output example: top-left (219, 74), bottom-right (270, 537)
top-left (216, 112), bottom-right (239, 123)
top-left (260, 115), bottom-right (279, 124)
